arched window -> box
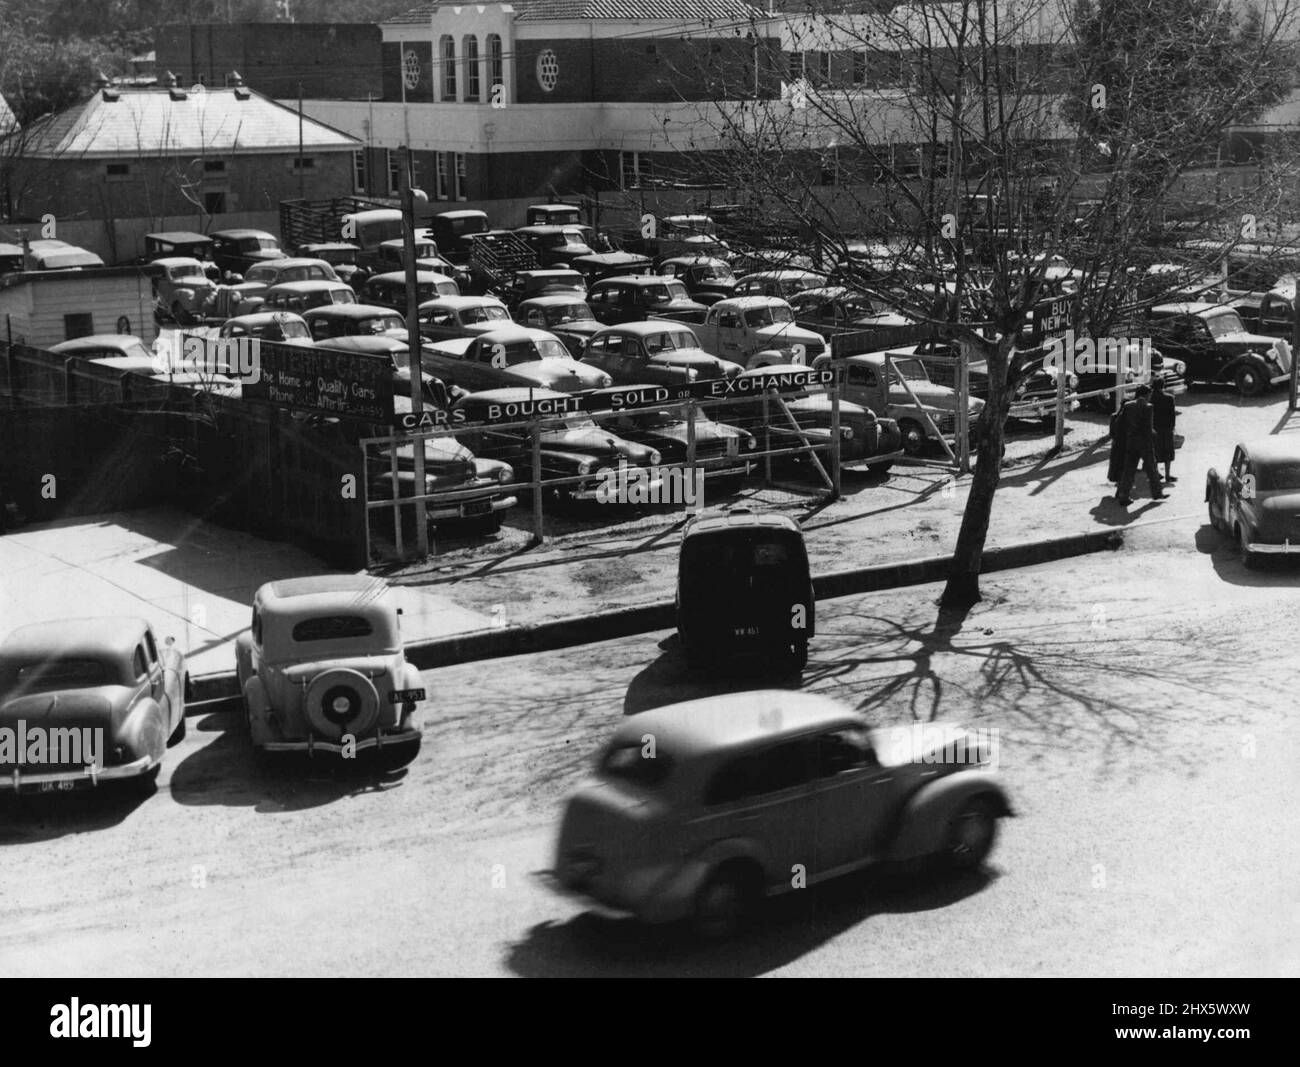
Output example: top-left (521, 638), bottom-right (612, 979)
top-left (441, 35), bottom-right (457, 100)
top-left (463, 35), bottom-right (481, 101)
top-left (487, 33), bottom-right (504, 96)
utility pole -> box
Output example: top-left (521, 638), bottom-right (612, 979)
top-left (297, 83), bottom-right (305, 201)
top-left (400, 146), bottom-right (429, 557)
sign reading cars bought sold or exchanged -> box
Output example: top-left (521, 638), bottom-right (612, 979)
top-left (244, 342), bottom-right (394, 421)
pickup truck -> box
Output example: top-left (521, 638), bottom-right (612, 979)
top-left (812, 350), bottom-right (985, 455)
top-left (693, 297), bottom-right (829, 369)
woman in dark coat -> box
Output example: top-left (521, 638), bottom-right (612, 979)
top-left (1151, 378), bottom-right (1178, 482)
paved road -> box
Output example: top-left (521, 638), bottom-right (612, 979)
top-left (3, 513), bottom-right (1297, 977)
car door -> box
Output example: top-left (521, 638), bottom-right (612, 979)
top-left (694, 737), bottom-right (821, 886)
top-left (1222, 446), bottom-right (1247, 531)
top-left (145, 626), bottom-right (183, 731)
top-left (589, 285), bottom-right (618, 325)
top-left (611, 335), bottom-right (649, 381)
top-left (714, 310), bottom-right (745, 359)
top-left (811, 725), bottom-right (898, 872)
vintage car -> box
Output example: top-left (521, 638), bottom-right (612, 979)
top-left (218, 310), bottom-right (313, 344)
top-left (427, 209), bottom-right (491, 265)
top-left (581, 321), bottom-right (744, 386)
top-left (417, 295), bottom-right (512, 342)
top-left (209, 228), bottom-right (283, 276)
top-left (296, 242), bottom-right (365, 287)
top-left (504, 268), bottom-right (588, 307)
top-left (1144, 302), bottom-right (1291, 396)
top-left (732, 269), bottom-right (830, 302)
top-left (452, 388), bottom-right (663, 504)
top-left (571, 251), bottom-right (654, 286)
top-left (693, 296), bottom-right (829, 369)
top-left (262, 280), bottom-right (358, 315)
top-left (364, 239), bottom-right (471, 291)
top-left (587, 275), bottom-right (708, 325)
top-left (143, 231), bottom-right (214, 262)
top-left (547, 690), bottom-right (1012, 937)
top-left (303, 303), bottom-right (406, 341)
top-left (24, 239), bottom-right (105, 270)
top-left (592, 406), bottom-right (756, 483)
top-left (1206, 437), bottom-right (1300, 566)
top-left (422, 326), bottom-right (612, 393)
top-left (0, 617), bottom-right (189, 794)
top-left (235, 576), bottom-right (425, 761)
top-left (513, 224), bottom-right (595, 268)
top-left (340, 209), bottom-right (405, 268)
top-left (360, 270), bottom-right (461, 313)
top-left (788, 286), bottom-right (914, 334)
top-left (0, 241), bottom-right (24, 277)
top-left (515, 295), bottom-right (602, 355)
top-left (524, 202), bottom-right (583, 228)
top-left (243, 257), bottom-right (341, 291)
top-left (656, 255), bottom-right (737, 305)
top-left (152, 256), bottom-right (220, 325)
top-left (50, 333), bottom-right (156, 364)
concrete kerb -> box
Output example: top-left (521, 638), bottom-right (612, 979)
top-left (187, 527), bottom-right (1124, 706)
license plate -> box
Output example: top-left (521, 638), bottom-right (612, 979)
top-left (461, 500), bottom-right (492, 517)
top-left (389, 688), bottom-right (426, 704)
top-left (39, 780), bottom-right (75, 792)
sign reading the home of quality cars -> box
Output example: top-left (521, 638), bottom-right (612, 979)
top-left (244, 341), bottom-right (393, 421)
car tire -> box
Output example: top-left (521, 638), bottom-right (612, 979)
top-left (1235, 364), bottom-right (1265, 397)
top-left (691, 865), bottom-right (757, 940)
top-left (943, 796), bottom-right (997, 871)
top-left (898, 419), bottom-right (926, 456)
top-left (127, 764), bottom-right (161, 798)
top-left (867, 460), bottom-right (893, 476)
top-left (1207, 499), bottom-right (1219, 532)
top-left (168, 710), bottom-right (187, 745)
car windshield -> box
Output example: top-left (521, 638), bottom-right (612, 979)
top-left (366, 315), bottom-right (405, 334)
top-left (1205, 310), bottom-right (1247, 337)
top-left (9, 658), bottom-right (109, 692)
top-left (643, 330), bottom-right (697, 353)
top-left (462, 304), bottom-right (509, 324)
top-left (329, 289), bottom-right (357, 305)
top-left (117, 340), bottom-right (153, 361)
top-left (545, 303), bottom-right (594, 324)
top-left (1257, 461), bottom-right (1300, 491)
top-left (557, 416), bottom-right (598, 431)
top-left (241, 238), bottom-right (278, 252)
top-left (695, 264), bottom-right (734, 282)
top-left (169, 265), bottom-right (206, 281)
top-left (491, 340), bottom-right (566, 364)
top-left (888, 358), bottom-right (930, 383)
top-left (278, 320), bottom-right (311, 340)
top-left (316, 248), bottom-right (355, 265)
top-left (745, 307), bottom-right (793, 327)
top-left (360, 220), bottom-right (404, 244)
top-left (559, 228), bottom-right (588, 245)
top-left (600, 743), bottom-right (672, 787)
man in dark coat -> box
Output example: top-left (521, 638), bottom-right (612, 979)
top-left (1151, 377), bottom-right (1179, 483)
top-left (1107, 403), bottom-right (1127, 482)
top-left (1116, 385), bottom-right (1165, 506)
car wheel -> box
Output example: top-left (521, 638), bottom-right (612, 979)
top-left (168, 710), bottom-right (187, 745)
top-left (1235, 364), bottom-right (1265, 397)
top-left (126, 764), bottom-right (161, 798)
top-left (691, 865), bottom-right (757, 940)
top-left (943, 796), bottom-right (997, 871)
top-left (1207, 498), bottom-right (1219, 532)
top-left (1235, 525), bottom-right (1261, 569)
top-left (898, 419), bottom-right (926, 456)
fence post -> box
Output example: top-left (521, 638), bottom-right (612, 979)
top-left (829, 368), bottom-right (841, 500)
top-left (531, 418), bottom-right (544, 545)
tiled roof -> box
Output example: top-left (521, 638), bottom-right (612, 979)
top-left (383, 0), bottom-right (764, 22)
top-left (17, 86), bottom-right (360, 159)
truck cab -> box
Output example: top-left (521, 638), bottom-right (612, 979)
top-left (695, 296), bottom-right (828, 369)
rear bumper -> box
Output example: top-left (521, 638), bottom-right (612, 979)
top-left (1, 755), bottom-right (153, 794)
top-left (1245, 539), bottom-right (1300, 555)
top-left (259, 726), bottom-right (422, 756)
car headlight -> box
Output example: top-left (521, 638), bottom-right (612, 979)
top-left (648, 450), bottom-right (662, 466)
top-left (577, 458), bottom-right (598, 475)
top-left (496, 466), bottom-right (513, 484)
top-left (840, 426), bottom-right (855, 440)
top-left (687, 368), bottom-right (699, 381)
top-left (600, 374), bottom-right (613, 388)
top-left (745, 435), bottom-right (757, 450)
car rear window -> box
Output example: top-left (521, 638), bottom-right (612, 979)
top-left (600, 743), bottom-right (672, 787)
top-left (682, 531), bottom-right (801, 576)
top-left (292, 616), bottom-right (374, 642)
top-left (12, 658), bottom-right (108, 690)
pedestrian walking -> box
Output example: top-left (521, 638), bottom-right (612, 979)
top-left (1107, 402), bottom-right (1127, 483)
top-left (1115, 385), bottom-right (1165, 506)
top-left (1151, 377), bottom-right (1179, 483)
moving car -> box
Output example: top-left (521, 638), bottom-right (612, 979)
top-left (581, 321), bottom-right (744, 386)
top-left (417, 295), bottom-right (512, 342)
top-left (0, 617), bottom-right (188, 794)
top-left (234, 575), bottom-right (424, 762)
top-left (209, 228), bottom-right (283, 276)
top-left (548, 690), bottom-right (1011, 937)
top-left (515, 295), bottom-right (602, 355)
top-left (422, 325), bottom-right (612, 393)
top-left (303, 303), bottom-right (406, 341)
top-left (1144, 302), bottom-right (1290, 396)
top-left (587, 275), bottom-right (707, 325)
top-left (677, 506), bottom-right (814, 671)
top-left (1206, 437), bottom-right (1300, 566)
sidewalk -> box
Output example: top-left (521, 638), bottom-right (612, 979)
top-left (1, 395), bottom-right (1287, 678)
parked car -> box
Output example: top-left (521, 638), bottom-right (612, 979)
top-left (361, 270), bottom-right (461, 313)
top-left (243, 257), bottom-right (341, 290)
top-left (0, 241), bottom-right (24, 276)
top-left (1144, 301), bottom-right (1291, 396)
top-left (452, 388), bottom-right (663, 504)
top-left (592, 406), bottom-right (756, 483)
top-left (581, 321), bottom-right (743, 386)
top-left (364, 238), bottom-right (471, 291)
top-left (417, 295), bottom-right (512, 342)
top-left (303, 304), bottom-right (406, 341)
top-left (203, 281), bottom-right (267, 323)
top-left (219, 311), bottom-right (313, 344)
top-left (152, 257), bottom-right (220, 325)
top-left (50, 334), bottom-right (156, 364)
top-left (24, 240), bottom-right (104, 270)
top-left (732, 269), bottom-right (829, 302)
top-left (262, 280), bottom-right (358, 315)
top-left (296, 241), bottom-right (365, 287)
top-left (1206, 436), bottom-right (1300, 566)
top-left (787, 286), bottom-right (913, 333)
top-left (524, 203), bottom-right (583, 227)
top-left (209, 228), bottom-right (283, 276)
top-left (656, 255), bottom-right (737, 305)
top-left (693, 296), bottom-right (829, 368)
top-left (143, 231), bottom-right (213, 262)
top-left (422, 325), bottom-right (612, 393)
top-left (587, 275), bottom-right (708, 325)
top-left (571, 251), bottom-right (654, 286)
top-left (234, 575), bottom-right (424, 763)
top-left (547, 690), bottom-right (1011, 937)
top-left (515, 295), bottom-right (602, 355)
top-left (504, 268), bottom-right (588, 307)
top-left (0, 617), bottom-right (188, 794)
top-left (514, 225), bottom-right (595, 267)
top-left (428, 209), bottom-right (491, 265)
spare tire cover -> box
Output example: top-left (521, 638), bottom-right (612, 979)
top-left (304, 668), bottom-right (380, 742)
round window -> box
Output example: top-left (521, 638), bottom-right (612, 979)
top-left (402, 49), bottom-right (422, 90)
top-left (536, 49), bottom-right (559, 92)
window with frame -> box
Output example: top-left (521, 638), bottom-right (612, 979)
top-left (454, 152), bottom-right (467, 201)
top-left (464, 35), bottom-right (480, 101)
top-left (435, 152), bottom-right (449, 200)
top-left (488, 33), bottom-right (504, 91)
top-left (106, 162), bottom-right (131, 181)
top-left (204, 191), bottom-right (226, 215)
top-left (852, 50), bottom-right (866, 85)
top-left (620, 151), bottom-right (641, 190)
top-left (352, 150), bottom-right (368, 193)
top-left (388, 150), bottom-right (402, 195)
top-left (818, 50), bottom-right (832, 86)
top-left (441, 35), bottom-right (457, 100)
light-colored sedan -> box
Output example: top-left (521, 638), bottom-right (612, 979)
top-left (423, 325), bottom-right (612, 393)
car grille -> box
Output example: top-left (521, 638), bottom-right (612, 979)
top-left (933, 412), bottom-right (957, 434)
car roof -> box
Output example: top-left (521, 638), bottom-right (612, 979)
top-left (299, 242), bottom-right (360, 252)
top-left (304, 303), bottom-right (401, 318)
top-left (259, 574), bottom-right (390, 604)
top-left (661, 255), bottom-right (729, 267)
top-left (712, 295), bottom-right (790, 309)
top-left (342, 209), bottom-right (401, 223)
top-left (597, 320), bottom-right (698, 336)
top-left (454, 386), bottom-right (569, 406)
top-left (152, 256), bottom-right (210, 269)
top-left (739, 269), bottom-right (825, 281)
top-left (519, 293), bottom-right (589, 306)
top-left (146, 231), bottom-right (210, 243)
top-left (527, 202), bottom-right (581, 212)
top-left (473, 325), bottom-right (559, 343)
top-left (247, 257), bottom-right (332, 271)
top-left (610, 691), bottom-right (856, 757)
top-left (50, 334), bottom-right (147, 353)
top-left (265, 279), bottom-right (351, 293)
top-left (574, 252), bottom-right (650, 264)
top-left (683, 506), bottom-right (802, 538)
top-left (1241, 437), bottom-right (1300, 465)
top-left (314, 335), bottom-right (407, 352)
top-left (368, 270), bottom-right (456, 284)
top-left (226, 311), bottom-right (307, 327)
top-left (211, 229), bottom-right (277, 240)
top-left (0, 617), bottom-right (150, 664)
top-left (418, 295), bottom-right (506, 310)
top-left (520, 268), bottom-right (583, 279)
top-left (435, 209), bottom-right (488, 220)
top-left (515, 224), bottom-right (585, 235)
top-left (1150, 301), bottom-right (1227, 315)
